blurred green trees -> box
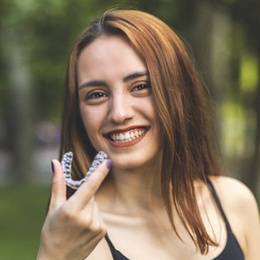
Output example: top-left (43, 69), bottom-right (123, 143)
top-left (0, 0), bottom-right (259, 198)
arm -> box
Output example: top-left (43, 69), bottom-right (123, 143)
top-left (37, 159), bottom-right (111, 260)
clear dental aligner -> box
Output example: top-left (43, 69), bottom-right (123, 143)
top-left (61, 151), bottom-right (108, 189)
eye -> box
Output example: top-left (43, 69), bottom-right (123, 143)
top-left (81, 90), bottom-right (109, 105)
top-left (86, 91), bottom-right (107, 100)
top-left (132, 82), bottom-right (151, 92)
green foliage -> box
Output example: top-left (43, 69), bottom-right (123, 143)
top-left (240, 53), bottom-right (258, 93)
top-left (221, 102), bottom-right (248, 157)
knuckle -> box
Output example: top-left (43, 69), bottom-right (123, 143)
top-left (92, 221), bottom-right (106, 233)
top-left (83, 218), bottom-right (106, 235)
top-left (92, 224), bottom-right (106, 240)
top-left (82, 215), bottom-right (92, 227)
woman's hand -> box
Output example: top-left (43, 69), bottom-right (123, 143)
top-left (37, 159), bottom-right (111, 260)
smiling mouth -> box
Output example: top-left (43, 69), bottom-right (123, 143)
top-left (107, 128), bottom-right (148, 143)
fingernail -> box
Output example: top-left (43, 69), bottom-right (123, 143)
top-left (106, 160), bottom-right (112, 170)
top-left (51, 161), bottom-right (55, 173)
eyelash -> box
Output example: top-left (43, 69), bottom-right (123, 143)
top-left (132, 82), bottom-right (151, 92)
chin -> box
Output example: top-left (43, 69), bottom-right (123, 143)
top-left (110, 151), bottom-right (162, 171)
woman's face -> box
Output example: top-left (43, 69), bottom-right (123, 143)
top-left (77, 35), bottom-right (162, 170)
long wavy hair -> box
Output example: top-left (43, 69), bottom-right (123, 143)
top-left (60, 9), bottom-right (222, 254)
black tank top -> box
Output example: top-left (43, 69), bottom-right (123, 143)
top-left (105, 179), bottom-right (244, 260)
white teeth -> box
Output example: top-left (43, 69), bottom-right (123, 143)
top-left (109, 129), bottom-right (146, 143)
top-left (125, 132), bottom-right (130, 139)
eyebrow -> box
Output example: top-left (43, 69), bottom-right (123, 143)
top-left (78, 71), bottom-right (149, 90)
top-left (123, 71), bottom-right (148, 82)
top-left (78, 80), bottom-right (107, 90)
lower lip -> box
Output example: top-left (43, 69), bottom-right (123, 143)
top-left (106, 131), bottom-right (147, 148)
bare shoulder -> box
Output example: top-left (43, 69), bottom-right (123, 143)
top-left (208, 175), bottom-right (260, 259)
top-left (208, 175), bottom-right (258, 209)
top-left (207, 175), bottom-right (259, 220)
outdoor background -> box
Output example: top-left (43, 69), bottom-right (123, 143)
top-left (0, 0), bottom-right (259, 259)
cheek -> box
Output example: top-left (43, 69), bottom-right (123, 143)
top-left (142, 98), bottom-right (160, 124)
top-left (145, 100), bottom-right (163, 137)
top-left (80, 106), bottom-right (105, 137)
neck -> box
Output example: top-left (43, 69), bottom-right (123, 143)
top-left (96, 159), bottom-right (164, 215)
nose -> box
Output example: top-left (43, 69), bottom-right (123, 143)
top-left (107, 93), bottom-right (134, 124)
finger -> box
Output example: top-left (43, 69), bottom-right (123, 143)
top-left (49, 159), bottom-right (67, 211)
top-left (69, 159), bottom-right (112, 209)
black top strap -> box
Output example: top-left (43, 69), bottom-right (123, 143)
top-left (105, 234), bottom-right (129, 260)
top-left (206, 178), bottom-right (232, 232)
top-left (105, 234), bottom-right (117, 256)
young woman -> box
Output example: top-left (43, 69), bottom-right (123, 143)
top-left (37, 9), bottom-right (260, 260)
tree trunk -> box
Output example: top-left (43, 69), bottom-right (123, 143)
top-left (193, 2), bottom-right (231, 170)
top-left (5, 34), bottom-right (34, 184)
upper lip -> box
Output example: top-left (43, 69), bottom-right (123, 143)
top-left (103, 125), bottom-right (150, 136)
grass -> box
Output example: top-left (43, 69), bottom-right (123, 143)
top-left (0, 184), bottom-right (51, 259)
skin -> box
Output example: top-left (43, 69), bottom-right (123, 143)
top-left (38, 35), bottom-right (260, 260)
top-left (77, 35), bottom-right (163, 174)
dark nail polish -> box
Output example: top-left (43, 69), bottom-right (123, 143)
top-left (106, 160), bottom-right (112, 170)
top-left (51, 161), bottom-right (54, 173)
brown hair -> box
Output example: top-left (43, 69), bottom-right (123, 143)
top-left (60, 9), bottom-right (222, 254)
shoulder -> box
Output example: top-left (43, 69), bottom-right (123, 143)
top-left (208, 175), bottom-right (257, 210)
top-left (208, 176), bottom-right (260, 259)
top-left (207, 176), bottom-right (258, 221)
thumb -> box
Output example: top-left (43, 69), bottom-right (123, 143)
top-left (49, 159), bottom-right (67, 212)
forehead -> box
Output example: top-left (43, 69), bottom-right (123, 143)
top-left (77, 35), bottom-right (146, 82)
